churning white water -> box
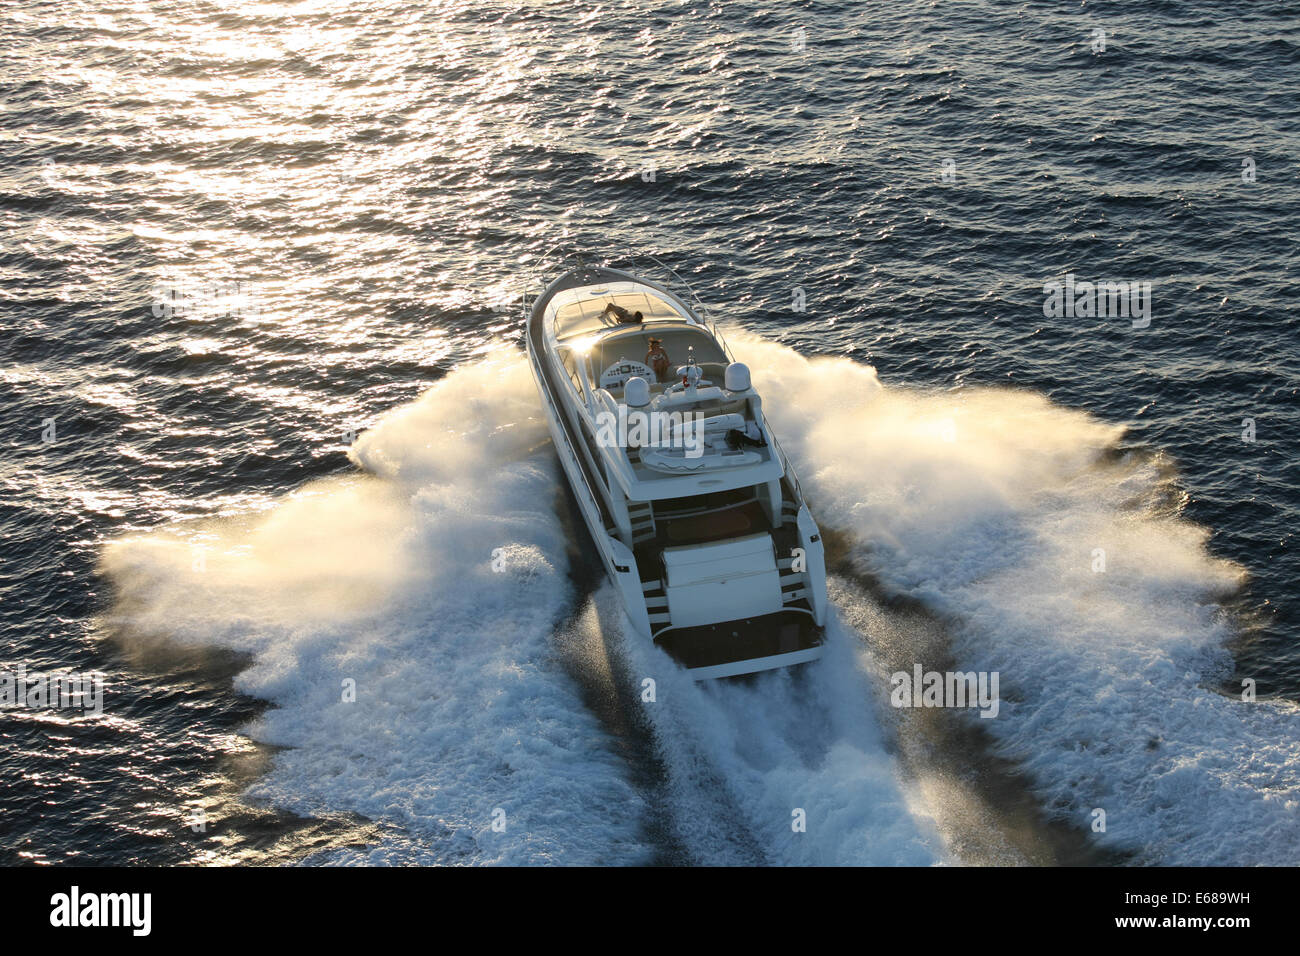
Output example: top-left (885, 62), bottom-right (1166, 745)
top-left (102, 336), bottom-right (1299, 865)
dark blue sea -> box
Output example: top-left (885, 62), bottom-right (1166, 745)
top-left (1, 0), bottom-right (1296, 865)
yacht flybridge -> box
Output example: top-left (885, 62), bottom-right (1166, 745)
top-left (526, 265), bottom-right (827, 679)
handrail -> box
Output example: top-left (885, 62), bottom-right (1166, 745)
top-left (523, 249), bottom-right (716, 327)
top-left (530, 252), bottom-right (741, 367)
top-left (763, 413), bottom-right (803, 503)
top-left (526, 307), bottom-right (615, 534)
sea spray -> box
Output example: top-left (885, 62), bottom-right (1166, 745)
top-left (603, 579), bottom-right (945, 866)
top-left (728, 330), bottom-right (1300, 866)
top-left (101, 349), bottom-right (650, 865)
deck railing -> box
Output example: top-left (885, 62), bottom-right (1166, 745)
top-left (522, 251), bottom-right (740, 358)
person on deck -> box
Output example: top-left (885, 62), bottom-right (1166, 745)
top-left (603, 302), bottom-right (643, 324)
top-left (645, 336), bottom-right (671, 383)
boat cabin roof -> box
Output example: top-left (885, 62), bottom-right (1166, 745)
top-left (549, 280), bottom-right (697, 342)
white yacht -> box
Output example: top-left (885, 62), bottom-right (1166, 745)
top-left (526, 264), bottom-right (827, 679)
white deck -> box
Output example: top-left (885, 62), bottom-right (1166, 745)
top-left (526, 265), bottom-right (830, 679)
top-left (542, 279), bottom-right (781, 502)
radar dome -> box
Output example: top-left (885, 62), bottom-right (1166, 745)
top-left (625, 376), bottom-right (651, 407)
top-left (724, 362), bottom-right (751, 392)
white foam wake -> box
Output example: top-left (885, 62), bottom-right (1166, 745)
top-left (101, 349), bottom-right (650, 864)
top-left (589, 584), bottom-right (945, 866)
top-left (732, 331), bottom-right (1300, 865)
top-left (102, 332), bottom-right (1296, 866)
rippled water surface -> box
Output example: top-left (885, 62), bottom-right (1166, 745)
top-left (2, 0), bottom-right (1297, 865)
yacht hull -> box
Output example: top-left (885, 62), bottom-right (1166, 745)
top-left (525, 265), bottom-right (826, 680)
